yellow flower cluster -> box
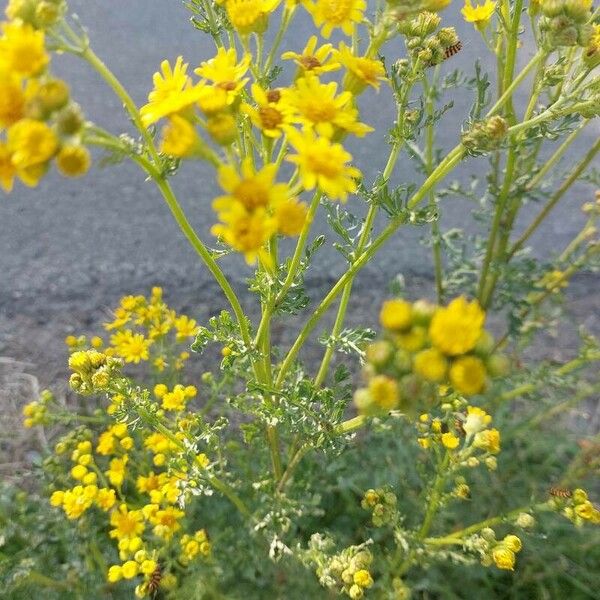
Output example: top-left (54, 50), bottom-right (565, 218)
top-left (68, 349), bottom-right (123, 395)
top-left (48, 407), bottom-right (211, 595)
top-left (154, 383), bottom-right (197, 411)
top-left (551, 488), bottom-right (600, 526)
top-left (141, 20), bottom-right (385, 263)
top-left (324, 545), bottom-right (374, 599)
top-left (99, 287), bottom-right (198, 373)
top-left (0, 8), bottom-right (90, 193)
top-left (22, 388), bottom-right (53, 427)
top-left (462, 0), bottom-right (496, 29)
top-left (416, 406), bottom-right (501, 462)
top-left (355, 297), bottom-right (509, 414)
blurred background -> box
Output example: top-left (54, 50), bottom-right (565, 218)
top-left (0, 0), bottom-right (598, 388)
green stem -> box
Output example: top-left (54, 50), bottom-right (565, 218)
top-left (418, 452), bottom-right (450, 539)
top-left (508, 136), bottom-right (600, 259)
top-left (501, 0), bottom-right (524, 123)
top-left (425, 502), bottom-right (550, 545)
top-left (276, 146), bottom-right (466, 386)
top-left (485, 50), bottom-right (545, 118)
top-left (263, 7), bottom-right (296, 76)
top-left (78, 45), bottom-right (252, 350)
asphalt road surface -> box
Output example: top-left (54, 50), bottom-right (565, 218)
top-left (0, 1), bottom-right (598, 387)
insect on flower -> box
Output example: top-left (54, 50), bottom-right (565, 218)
top-left (147, 564), bottom-right (162, 595)
top-left (549, 487), bottom-right (572, 499)
top-left (444, 41), bottom-right (463, 60)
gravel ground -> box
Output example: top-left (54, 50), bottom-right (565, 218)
top-left (0, 0), bottom-right (599, 392)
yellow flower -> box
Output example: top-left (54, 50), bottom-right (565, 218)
top-left (140, 56), bottom-right (203, 126)
top-left (211, 204), bottom-right (277, 264)
top-left (429, 297), bottom-right (485, 356)
top-left (462, 0), bottom-right (496, 28)
top-left (503, 535), bottom-right (522, 552)
top-left (107, 565), bottom-right (123, 583)
top-left (96, 488), bottom-right (117, 511)
top-left (56, 145), bottom-right (91, 177)
top-left (7, 118), bottom-right (57, 170)
top-left (368, 374), bottom-right (399, 410)
top-left (441, 432), bottom-right (460, 450)
top-left (112, 330), bottom-right (152, 363)
top-left (150, 506), bottom-right (185, 539)
top-left (0, 141), bottom-right (16, 192)
top-left (274, 197), bottom-right (308, 236)
top-left (492, 546), bottom-right (515, 570)
top-left (162, 384), bottom-right (196, 411)
top-left (106, 456), bottom-right (128, 487)
top-left (195, 47), bottom-right (250, 89)
top-left (281, 35), bottom-right (341, 75)
top-left (225, 0), bottom-right (281, 35)
top-left (160, 115), bottom-right (200, 157)
top-left (0, 73), bottom-right (24, 128)
top-left (413, 348), bottom-right (448, 382)
top-left (287, 128), bottom-right (360, 201)
top-left (205, 111), bottom-right (237, 146)
top-left (286, 75), bottom-right (373, 138)
top-left (336, 43), bottom-right (387, 93)
top-left (121, 560), bottom-right (139, 579)
top-left (61, 485), bottom-right (96, 519)
top-left (449, 355), bottom-right (487, 395)
top-left (196, 84), bottom-right (232, 115)
top-left (109, 504), bottom-right (145, 541)
top-left (306, 0), bottom-right (366, 38)
top-left (353, 569), bottom-right (374, 588)
top-left (474, 427), bottom-right (501, 454)
top-left (214, 158), bottom-right (291, 214)
top-left (463, 405), bottom-right (492, 436)
top-left (242, 84), bottom-right (295, 138)
top-left (174, 315), bottom-right (199, 340)
top-left (0, 21), bottom-right (49, 78)
top-left (379, 299), bottom-right (412, 330)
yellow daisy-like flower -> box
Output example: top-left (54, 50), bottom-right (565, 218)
top-left (140, 56), bottom-right (202, 126)
top-left (109, 504), bottom-right (145, 541)
top-left (461, 0), bottom-right (496, 28)
top-left (474, 428), bottom-right (500, 454)
top-left (56, 145), bottom-right (91, 177)
top-left (281, 35), bottom-right (341, 75)
top-left (173, 315), bottom-right (199, 340)
top-left (441, 432), bottom-right (460, 450)
top-left (225, 0), bottom-right (281, 35)
top-left (413, 348), bottom-right (448, 382)
top-left (336, 43), bottom-right (387, 93)
top-left (7, 118), bottom-right (57, 169)
top-left (0, 73), bottom-right (24, 128)
top-left (463, 405), bottom-right (492, 436)
top-left (274, 197), bottom-right (309, 236)
top-left (0, 141), bottom-right (16, 193)
top-left (429, 297), bottom-right (485, 356)
top-left (0, 21), bottom-right (49, 78)
top-left (306, 0), bottom-right (366, 39)
top-left (286, 75), bottom-right (373, 138)
top-left (213, 158), bottom-right (291, 213)
top-left (111, 330), bottom-right (152, 363)
top-left (367, 374), bottom-right (399, 410)
top-left (194, 47), bottom-right (250, 88)
top-left (160, 115), bottom-right (200, 157)
top-left (241, 84), bottom-right (295, 138)
top-left (449, 355), bottom-right (487, 396)
top-left (379, 299), bottom-right (412, 330)
top-left (211, 204), bottom-right (277, 265)
top-left (287, 128), bottom-right (361, 201)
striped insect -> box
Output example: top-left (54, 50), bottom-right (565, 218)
top-left (549, 486), bottom-right (572, 499)
top-left (444, 41), bottom-right (463, 61)
top-left (147, 564), bottom-right (162, 596)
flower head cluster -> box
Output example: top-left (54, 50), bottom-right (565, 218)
top-left (355, 297), bottom-right (509, 415)
top-left (361, 488), bottom-right (398, 527)
top-left (0, 11), bottom-right (90, 193)
top-left (315, 543), bottom-right (374, 599)
top-left (22, 388), bottom-right (53, 427)
top-left (469, 529), bottom-right (523, 570)
top-left (538, 0), bottom-right (594, 48)
top-left (68, 349), bottom-right (123, 395)
top-left (416, 406), bottom-right (501, 463)
top-left (101, 287), bottom-right (198, 374)
top-left (550, 488), bottom-right (600, 526)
